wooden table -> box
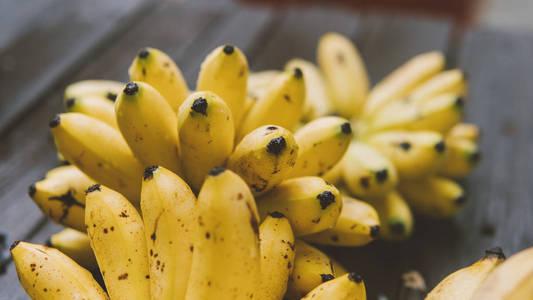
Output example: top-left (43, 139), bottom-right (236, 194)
top-left (1, 0), bottom-right (532, 299)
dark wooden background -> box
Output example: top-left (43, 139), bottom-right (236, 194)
top-left (1, 0), bottom-right (533, 299)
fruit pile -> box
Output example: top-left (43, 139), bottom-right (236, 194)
top-left (12, 31), bottom-right (481, 299)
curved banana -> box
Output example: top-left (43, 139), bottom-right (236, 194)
top-left (129, 47), bottom-right (188, 112)
top-left (64, 79), bottom-right (123, 101)
top-left (371, 191), bottom-right (413, 241)
top-left (228, 125), bottom-right (298, 196)
top-left (317, 32), bottom-right (369, 118)
top-left (65, 95), bottom-right (117, 129)
top-left (47, 228), bottom-right (98, 271)
top-left (185, 168), bottom-right (260, 300)
top-left (438, 138), bottom-right (481, 178)
top-left (247, 70), bottom-right (280, 100)
top-left (447, 123), bottom-right (480, 142)
top-left (409, 69), bottom-right (467, 104)
top-left (85, 184), bottom-right (151, 300)
top-left (301, 272), bottom-right (366, 300)
top-left (257, 177), bottom-right (342, 236)
top-left (258, 212), bottom-right (296, 300)
top-left (177, 91), bottom-right (234, 191)
top-left (115, 82), bottom-right (181, 174)
top-left (11, 241), bottom-right (108, 300)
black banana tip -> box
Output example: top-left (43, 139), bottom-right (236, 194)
top-left (399, 142), bottom-right (411, 151)
top-left (455, 194), bottom-right (467, 206)
top-left (106, 92), bottom-right (117, 102)
top-left (223, 45), bottom-right (235, 54)
top-left (293, 67), bottom-right (303, 79)
top-left (45, 238), bottom-right (52, 247)
top-left (469, 150), bottom-right (481, 164)
top-left (266, 137), bottom-right (286, 155)
top-left (191, 97), bottom-right (208, 115)
top-left (124, 82), bottom-right (139, 96)
top-left (370, 225), bottom-right (380, 238)
top-left (138, 48), bottom-right (150, 59)
top-left (317, 191), bottom-right (335, 209)
top-left (434, 140), bottom-right (446, 153)
top-left (390, 221), bottom-right (406, 236)
top-left (455, 97), bottom-right (465, 108)
top-left (485, 247), bottom-right (506, 259)
top-left (28, 184), bottom-right (36, 197)
top-left (209, 167), bottom-right (225, 176)
top-left (320, 273), bottom-right (334, 282)
top-left (348, 272), bottom-right (363, 283)
top-left (65, 98), bottom-right (76, 108)
top-left (85, 184), bottom-right (101, 195)
top-left (143, 165), bottom-right (159, 180)
top-left (49, 115), bottom-right (61, 128)
top-left (266, 126), bottom-right (278, 131)
top-left (268, 211), bottom-right (286, 218)
top-left (341, 122), bottom-right (352, 135)
top-left (10, 240), bottom-right (20, 251)
top-left (375, 169), bottom-right (388, 183)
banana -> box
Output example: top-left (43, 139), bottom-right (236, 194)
top-left (185, 168), bottom-right (260, 300)
top-left (239, 68), bottom-right (305, 139)
top-left (64, 79), bottom-right (123, 101)
top-left (322, 160), bottom-right (344, 185)
top-left (471, 246), bottom-right (533, 300)
top-left (409, 69), bottom-right (467, 104)
top-left (257, 177), bottom-right (342, 236)
top-left (303, 195), bottom-right (380, 246)
top-left (317, 32), bottom-right (369, 118)
top-left (85, 184), bottom-right (151, 300)
top-left (47, 228), bottom-right (98, 271)
top-left (398, 176), bottom-right (465, 219)
top-left (177, 91), bottom-right (234, 191)
top-left (447, 123), bottom-right (480, 142)
top-left (258, 212), bottom-right (296, 300)
top-left (288, 116), bottom-right (353, 178)
top-left (115, 82), bottom-right (181, 174)
top-left (438, 138), bottom-right (481, 178)
top-left (427, 247), bottom-right (506, 300)
top-left (30, 165), bottom-right (94, 232)
top-left (140, 166), bottom-right (196, 300)
top-left (197, 44), bottom-right (248, 126)
top-left (129, 47), bottom-right (188, 112)
top-left (247, 70), bottom-right (281, 100)
top-left (301, 272), bottom-right (366, 300)
top-left (371, 191), bottom-right (413, 241)
top-left (65, 95), bottom-right (118, 129)
top-left (285, 58), bottom-right (332, 120)
top-left (342, 142), bottom-right (398, 199)
top-left (228, 125), bottom-right (298, 196)
top-left (331, 258), bottom-right (348, 276)
top-left (367, 130), bottom-right (446, 179)
top-left (11, 241), bottom-right (108, 300)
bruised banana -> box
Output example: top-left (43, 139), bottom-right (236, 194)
top-left (228, 125), bottom-right (298, 196)
top-left (409, 69), bottom-right (468, 104)
top-left (247, 70), bottom-right (281, 100)
top-left (438, 138), bottom-right (481, 179)
top-left (177, 91), bottom-right (234, 191)
top-left (185, 168), bottom-right (260, 300)
top-left (447, 123), bottom-right (479, 142)
top-left (11, 241), bottom-right (108, 300)
top-left (258, 212), bottom-right (296, 300)
top-left (116, 82), bottom-right (181, 174)
top-left (129, 47), bottom-right (188, 112)
top-left (65, 95), bottom-right (117, 129)
top-left (317, 32), bottom-right (369, 118)
top-left (371, 191), bottom-right (413, 241)
top-left (426, 247), bottom-right (506, 300)
top-left (257, 176), bottom-right (342, 236)
top-left (141, 166), bottom-right (196, 300)
top-left (50, 113), bottom-right (143, 204)
top-left (30, 165), bottom-right (94, 232)
top-left (85, 184), bottom-right (151, 300)
top-left (301, 272), bottom-right (366, 300)
top-left (64, 79), bottom-right (123, 101)
top-left (47, 228), bottom-right (98, 271)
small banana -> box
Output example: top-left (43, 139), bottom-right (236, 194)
top-left (247, 70), bottom-right (281, 100)
top-left (398, 176), bottom-right (466, 219)
top-left (115, 82), bottom-right (181, 174)
top-left (30, 165), bottom-right (94, 232)
top-left (228, 125), bottom-right (298, 196)
top-left (129, 47), bottom-right (188, 112)
top-left (197, 44), bottom-right (248, 126)
top-left (303, 195), bottom-right (380, 247)
top-left (371, 191), bottom-right (413, 241)
top-left (288, 116), bottom-right (353, 178)
top-left (257, 177), bottom-right (342, 236)
top-left (317, 32), bottom-right (369, 118)
top-left (438, 138), bottom-right (481, 178)
top-left (301, 272), bottom-right (367, 300)
top-left (185, 168), bottom-right (260, 300)
top-left (64, 79), bottom-right (123, 101)
top-left (11, 241), bottom-right (108, 300)
top-left (177, 91), bottom-right (234, 191)
top-left (447, 123), bottom-right (480, 142)
top-left (85, 184), bottom-right (151, 300)
top-left (426, 247), bottom-right (506, 300)
top-left (47, 228), bottom-right (98, 271)
top-left (65, 95), bottom-right (118, 129)
top-left (258, 212), bottom-right (296, 300)
top-left (409, 69), bottom-right (467, 104)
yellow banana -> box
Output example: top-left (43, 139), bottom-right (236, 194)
top-left (301, 272), bottom-right (366, 300)
top-left (438, 138), bottom-right (481, 179)
top-left (177, 91), bottom-right (234, 191)
top-left (197, 44), bottom-right (248, 126)
top-left (427, 247), bottom-right (506, 300)
top-left (257, 176), bottom-right (342, 236)
top-left (247, 70), bottom-right (281, 100)
top-left (258, 212), bottom-right (296, 300)
top-left (140, 166), bottom-right (196, 300)
top-left (228, 125), bottom-right (298, 196)
top-left (11, 241), bottom-right (108, 300)
top-left (371, 191), bottom-right (413, 241)
top-left (398, 176), bottom-right (466, 219)
top-left (85, 184), bottom-right (151, 300)
top-left (115, 82), bottom-right (181, 174)
top-left (317, 32), bottom-right (369, 118)
top-left (65, 95), bottom-right (118, 129)
top-left (185, 168), bottom-right (260, 300)
top-left (303, 195), bottom-right (380, 246)
top-left (64, 79), bottom-right (123, 101)
top-left (128, 47), bottom-right (188, 112)
top-left (30, 165), bottom-right (94, 232)
top-left (47, 228), bottom-right (98, 271)
top-left (322, 160), bottom-right (344, 185)
top-left (409, 69), bottom-right (467, 104)
top-left (447, 122), bottom-right (480, 142)
top-left (331, 258), bottom-right (348, 276)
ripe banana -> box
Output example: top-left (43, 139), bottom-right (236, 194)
top-left (371, 191), bottom-right (413, 241)
top-left (409, 69), bottom-right (467, 104)
top-left (438, 138), bottom-right (481, 178)
top-left (115, 82), bottom-right (181, 174)
top-left (85, 184), bottom-right (151, 300)
top-left (303, 195), bottom-right (380, 246)
top-left (288, 116), bottom-right (353, 178)
top-left (257, 176), bottom-right (342, 236)
top-left (426, 247), bottom-right (506, 300)
top-left (197, 44), bottom-right (248, 126)
top-left (258, 212), bottom-right (296, 300)
top-left (11, 241), bottom-right (108, 300)
top-left (65, 95), bottom-right (118, 129)
top-left (140, 166), bottom-right (196, 300)
top-left (64, 79), bottom-right (123, 101)
top-left (185, 168), bottom-right (260, 300)
top-left (317, 32), bottom-right (369, 118)
top-left (30, 165), bottom-right (94, 232)
top-left (128, 47), bottom-right (188, 112)
top-left (301, 272), bottom-right (366, 300)
top-left (322, 160), bottom-right (343, 185)
top-left (448, 122), bottom-right (480, 142)
top-left (47, 228), bottom-right (98, 272)
top-left (177, 91), bottom-right (234, 191)
top-left (247, 70), bottom-right (280, 101)
top-left (228, 125), bottom-right (298, 196)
